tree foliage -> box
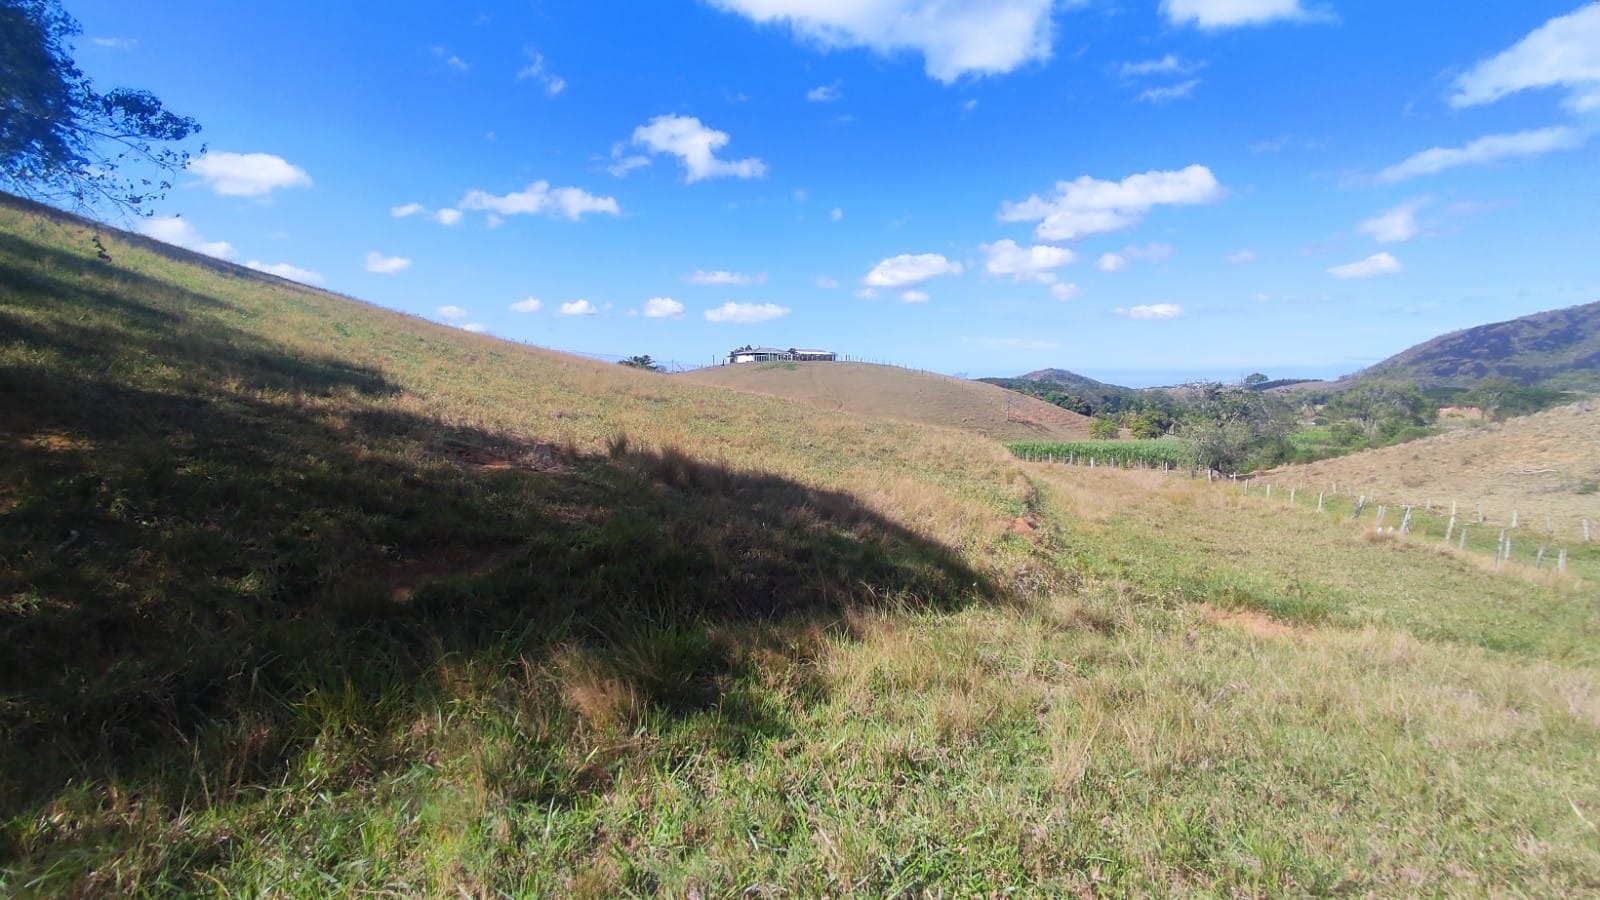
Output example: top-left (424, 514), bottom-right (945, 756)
top-left (1326, 381), bottom-right (1435, 439)
top-left (1181, 383), bottom-right (1291, 473)
top-left (619, 354), bottom-right (663, 372)
top-left (1087, 415), bottom-right (1120, 440)
top-left (1, 0), bottom-right (199, 212)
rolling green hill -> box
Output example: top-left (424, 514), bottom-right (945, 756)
top-left (4, 193), bottom-right (1600, 895)
top-left (1351, 300), bottom-right (1600, 391)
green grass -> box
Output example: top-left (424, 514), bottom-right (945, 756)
top-left (4, 194), bottom-right (1600, 895)
top-left (1009, 439), bottom-right (1193, 469)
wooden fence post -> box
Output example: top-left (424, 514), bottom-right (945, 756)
top-left (1584, 519), bottom-right (1592, 543)
top-left (1400, 507), bottom-right (1413, 535)
top-left (1317, 492), bottom-right (1325, 513)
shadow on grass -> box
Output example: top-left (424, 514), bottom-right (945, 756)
top-left (0, 217), bottom-right (1003, 872)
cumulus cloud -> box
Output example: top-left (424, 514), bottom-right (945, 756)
top-left (1050, 282), bottom-right (1080, 301)
top-left (863, 252), bottom-right (963, 288)
top-left (689, 269), bottom-right (764, 286)
top-left (364, 252), bottom-right (411, 274)
top-left (1374, 127), bottom-right (1583, 183)
top-left (435, 208), bottom-right (463, 226)
top-left (1226, 249), bottom-right (1258, 264)
top-left (632, 115), bottom-right (767, 182)
top-left (983, 239), bottom-right (1074, 283)
top-left (1327, 252), bottom-right (1402, 279)
top-left (830, 207), bottom-right (844, 221)
top-left (901, 289), bottom-right (931, 303)
top-left (1137, 79), bottom-right (1201, 104)
top-left (706, 0), bottom-right (1056, 83)
top-left (807, 82), bottom-right (842, 102)
top-left (136, 217), bottom-right (235, 259)
top-left (1097, 253), bottom-right (1127, 273)
top-left (516, 52), bottom-right (568, 96)
top-left (435, 305), bottom-right (470, 321)
top-left (558, 299), bottom-right (599, 316)
top-left (998, 164), bottom-right (1225, 241)
top-left (391, 202), bottom-right (425, 218)
top-left (245, 260), bottom-right (323, 285)
top-left (704, 301), bottom-right (790, 323)
top-left (1115, 303), bottom-right (1183, 320)
top-left (508, 297), bottom-right (543, 313)
top-left (460, 181), bottom-right (620, 220)
top-left (643, 297), bottom-right (686, 319)
top-left (1161, 0), bottom-right (1326, 29)
top-left (189, 151), bottom-right (311, 197)
top-left (1450, 5), bottom-right (1600, 109)
top-left (1358, 197), bottom-right (1430, 243)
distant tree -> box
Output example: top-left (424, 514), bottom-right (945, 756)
top-left (618, 354), bottom-right (663, 372)
top-left (1128, 411), bottom-right (1166, 440)
top-left (1327, 381), bottom-right (1434, 438)
top-left (1243, 372), bottom-right (1270, 386)
top-left (1181, 383), bottom-right (1291, 473)
top-left (0, 0), bottom-right (200, 212)
top-left (1462, 376), bottom-right (1567, 421)
top-left (1088, 415), bottom-right (1120, 440)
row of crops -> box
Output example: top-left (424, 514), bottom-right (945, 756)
top-left (1008, 439), bottom-right (1195, 469)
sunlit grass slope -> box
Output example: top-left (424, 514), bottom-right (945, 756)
top-left (1270, 400), bottom-right (1600, 541)
top-left (680, 359), bottom-right (1091, 442)
top-left (3, 193), bottom-right (1599, 895)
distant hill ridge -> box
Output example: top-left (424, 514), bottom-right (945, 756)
top-left (1351, 300), bottom-right (1600, 391)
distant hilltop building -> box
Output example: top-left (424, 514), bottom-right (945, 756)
top-left (727, 345), bottom-right (836, 364)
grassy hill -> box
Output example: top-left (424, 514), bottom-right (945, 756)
top-left (1351, 300), bottom-right (1600, 391)
top-left (4, 194), bottom-right (1600, 895)
top-left (1269, 400), bottom-right (1600, 540)
top-left (681, 360), bottom-right (1091, 441)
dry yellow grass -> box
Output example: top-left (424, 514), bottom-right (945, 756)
top-left (680, 360), bottom-right (1090, 442)
top-left (1270, 401), bottom-right (1600, 539)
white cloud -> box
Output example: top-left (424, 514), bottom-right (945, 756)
top-left (91, 37), bottom-right (137, 49)
top-left (1098, 252), bottom-right (1127, 272)
top-left (901, 289), bottom-right (931, 303)
top-left (391, 202), bottom-right (426, 218)
top-left (136, 217), bottom-right (235, 259)
top-left (704, 301), bottom-right (790, 323)
top-left (189, 151), bottom-right (312, 197)
top-left (999, 164), bottom-right (1226, 241)
top-left (1327, 252), bottom-right (1402, 279)
top-left (516, 52), bottom-right (568, 96)
top-left (1450, 5), bottom-right (1600, 109)
top-left (509, 297), bottom-right (543, 313)
top-left (863, 252), bottom-right (963, 288)
top-left (632, 115), bottom-right (767, 182)
top-left (707, 0), bottom-right (1057, 83)
top-left (689, 269), bottom-right (765, 286)
top-left (460, 181), bottom-right (620, 220)
top-left (643, 297), bottom-right (686, 319)
top-left (830, 207), bottom-right (844, 221)
top-left (434, 208), bottom-right (463, 226)
top-left (245, 260), bottom-right (323, 285)
top-left (1358, 197), bottom-right (1430, 243)
top-left (1161, 0), bottom-right (1325, 29)
top-left (1124, 242), bottom-right (1174, 262)
top-left (558, 299), bottom-right (599, 316)
top-left (854, 287), bottom-right (879, 299)
top-left (983, 238), bottom-right (1074, 283)
top-left (460, 323), bottom-right (487, 333)
top-left (1137, 79), bottom-right (1201, 104)
top-left (815, 276), bottom-right (841, 289)
top-left (1115, 303), bottom-right (1183, 320)
top-left (364, 252), bottom-right (411, 274)
top-left (1117, 55), bottom-right (1202, 78)
top-left (1226, 249), bottom-right (1257, 264)
top-left (1050, 282), bottom-right (1080, 301)
top-left (807, 82), bottom-right (842, 102)
top-left (445, 55), bottom-right (468, 72)
top-left (436, 305), bottom-right (470, 321)
top-left (1374, 127), bottom-right (1583, 184)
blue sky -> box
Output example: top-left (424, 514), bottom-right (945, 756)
top-left (66, 1), bottom-right (1600, 385)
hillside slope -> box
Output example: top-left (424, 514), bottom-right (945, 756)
top-left (1354, 300), bottom-right (1600, 390)
top-left (4, 194), bottom-right (1600, 895)
top-left (1269, 400), bottom-right (1600, 538)
top-left (682, 360), bottom-right (1090, 441)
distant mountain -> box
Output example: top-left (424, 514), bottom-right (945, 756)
top-left (979, 369), bottom-right (1140, 413)
top-left (1353, 300), bottom-right (1600, 391)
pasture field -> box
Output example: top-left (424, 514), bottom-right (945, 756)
top-left (3, 195), bottom-right (1599, 895)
